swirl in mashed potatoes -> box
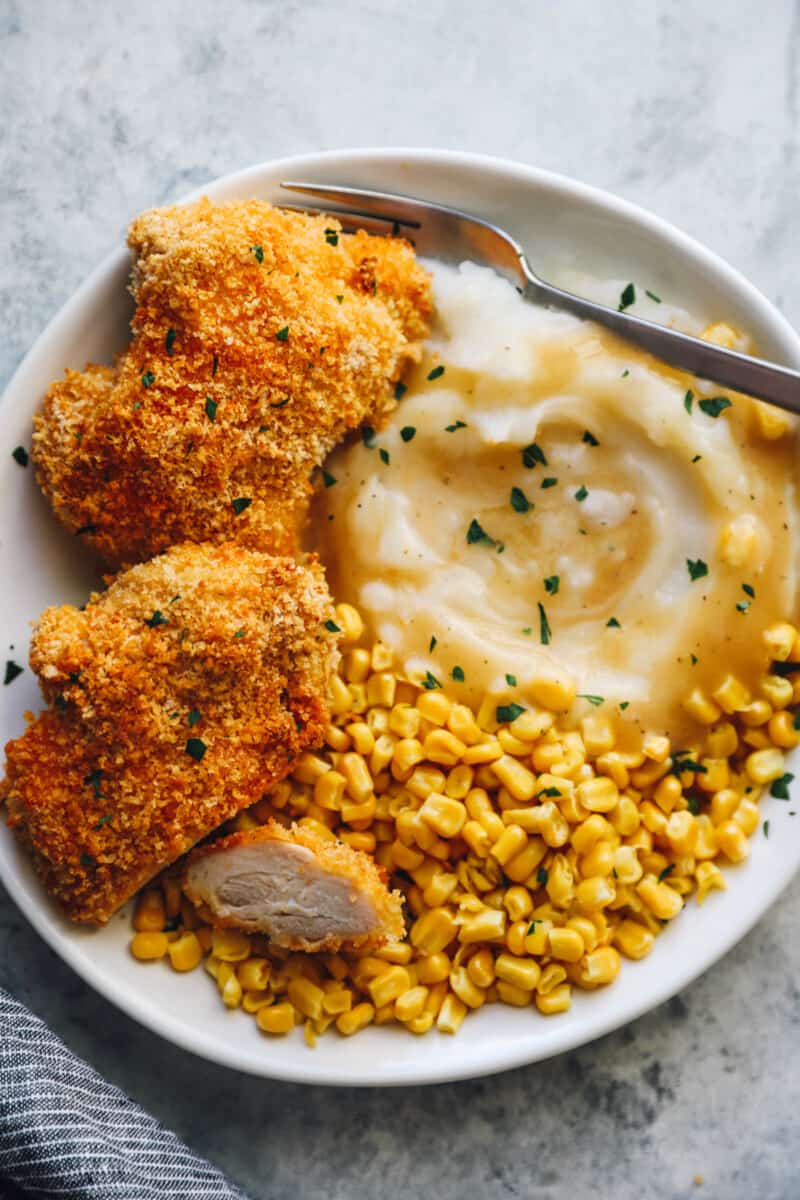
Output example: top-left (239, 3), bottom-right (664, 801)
top-left (314, 262), bottom-right (798, 742)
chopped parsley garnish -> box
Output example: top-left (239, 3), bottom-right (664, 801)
top-left (671, 752), bottom-right (707, 776)
top-left (684, 390), bottom-right (694, 414)
top-left (538, 601), bottom-right (551, 645)
top-left (185, 737), bottom-right (207, 762)
top-left (690, 653), bottom-right (698, 665)
top-left (400, 426), bottom-right (416, 442)
top-left (445, 420), bottom-right (467, 432)
top-left (379, 448), bottom-right (390, 465)
top-left (505, 673), bottom-right (517, 686)
top-left (427, 365), bottom-right (446, 381)
top-left (536, 866), bottom-right (549, 885)
top-left (133, 401), bottom-right (143, 411)
top-left (794, 711), bottom-right (800, 731)
top-left (144, 610), bottom-right (168, 628)
top-left (204, 396), bottom-right (217, 421)
top-left (607, 617), bottom-right (621, 628)
top-left (619, 700), bottom-right (630, 710)
top-left (452, 666), bottom-right (465, 682)
top-left (79, 853), bottom-right (96, 868)
top-left (336, 294), bottom-right (344, 304)
top-left (212, 354), bottom-right (218, 376)
top-left (541, 477), bottom-right (558, 489)
top-left (11, 446), bottom-right (28, 467)
top-left (736, 600), bottom-right (751, 614)
top-left (422, 671), bottom-right (442, 690)
top-left (429, 635), bottom-right (438, 652)
top-left (764, 820), bottom-right (770, 838)
top-left (618, 282), bottom-right (635, 311)
top-left (527, 920), bottom-right (542, 934)
top-left (657, 863), bottom-right (675, 882)
top-left (324, 228), bottom-right (339, 246)
top-left (691, 454), bottom-right (702, 463)
top-left (510, 486), bottom-right (531, 513)
top-left (165, 328), bottom-right (176, 356)
top-left (645, 289), bottom-right (662, 303)
top-left (698, 396), bottom-right (732, 418)
top-left (496, 703), bottom-right (526, 723)
top-left (466, 518), bottom-right (497, 547)
top-left (324, 619), bottom-right (341, 633)
top-left (522, 442), bottom-right (547, 469)
top-left (521, 627), bottom-right (532, 636)
top-left (577, 694), bottom-right (605, 706)
top-left (394, 381), bottom-right (407, 401)
top-left (742, 583), bottom-right (755, 598)
top-left (141, 371), bottom-right (155, 389)
top-left (687, 558), bottom-right (708, 582)
top-left (187, 709), bottom-right (202, 727)
top-left (535, 787), bottom-right (562, 799)
top-left (582, 430), bottom-right (599, 446)
top-left (544, 575), bottom-right (560, 595)
top-left (771, 660), bottom-right (800, 676)
top-left (574, 485), bottom-right (588, 502)
top-left (252, 245), bottom-right (264, 263)
top-left (686, 795), bottom-right (702, 815)
top-left (94, 814), bottom-right (113, 829)
top-left (621, 369), bottom-right (630, 378)
top-left (84, 768), bottom-right (104, 798)
top-left (232, 497), bottom-right (252, 514)
top-left (271, 397), bottom-right (290, 408)
top-left (770, 772), bottom-right (794, 799)
top-left (234, 629), bottom-right (246, 639)
top-left (275, 325), bottom-right (289, 342)
top-left (322, 471), bottom-right (337, 487)
top-left (362, 426), bottom-right (377, 448)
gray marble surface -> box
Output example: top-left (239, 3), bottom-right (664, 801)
top-left (2, 1), bottom-right (799, 1197)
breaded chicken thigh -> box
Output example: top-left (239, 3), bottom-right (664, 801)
top-left (184, 821), bottom-right (404, 953)
top-left (1, 542), bottom-right (338, 923)
top-left (33, 199), bottom-right (432, 567)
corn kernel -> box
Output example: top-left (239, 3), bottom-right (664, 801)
top-left (458, 908), bottom-right (507, 943)
top-left (746, 747), bottom-right (785, 784)
top-left (419, 792), bottom-right (467, 838)
top-left (465, 947), bottom-right (496, 989)
top-left (530, 673), bottom-right (576, 711)
top-left (130, 932), bottom-right (168, 961)
top-left (636, 875), bottom-right (684, 920)
top-left (437, 993), bottom-right (468, 1034)
top-left (334, 603), bottom-right (363, 644)
top-left (535, 983), bottom-right (571, 1015)
top-left (503, 885), bottom-right (533, 923)
top-left (133, 890), bottom-right (166, 933)
top-left (510, 708), bottom-right (554, 741)
top-left (537, 963), bottom-right (567, 995)
top-left (682, 688), bottom-right (722, 726)
top-left (763, 621), bottom-right (797, 662)
top-left (713, 675), bottom-right (751, 715)
top-left (211, 929), bottom-right (251, 962)
top-left (548, 927), bottom-right (585, 963)
top-left (576, 775), bottom-right (619, 813)
top-left (696, 860), bottom-right (727, 902)
top-left (613, 919), bottom-right (655, 960)
top-left (336, 1002), bottom-right (375, 1036)
top-left (257, 1002), bottom-right (295, 1034)
top-left (576, 946), bottom-right (621, 987)
top-left (449, 965), bottom-right (487, 1008)
top-left (497, 980), bottom-right (534, 1007)
top-left (417, 690), bottom-right (452, 726)
top-left (666, 810), bottom-right (698, 855)
top-left (575, 876), bottom-right (616, 912)
top-left (410, 908), bottom-right (458, 955)
top-left (491, 824), bottom-right (528, 865)
top-left (716, 820), bottom-right (750, 863)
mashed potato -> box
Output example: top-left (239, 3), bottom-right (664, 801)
top-left (314, 262), bottom-right (799, 742)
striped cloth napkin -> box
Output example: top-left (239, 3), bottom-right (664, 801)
top-left (0, 987), bottom-right (250, 1199)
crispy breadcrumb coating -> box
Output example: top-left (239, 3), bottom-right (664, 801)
top-left (33, 199), bottom-right (432, 567)
top-left (184, 821), bottom-right (405, 952)
top-left (1, 542), bottom-right (338, 924)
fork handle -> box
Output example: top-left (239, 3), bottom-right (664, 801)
top-left (525, 276), bottom-right (800, 414)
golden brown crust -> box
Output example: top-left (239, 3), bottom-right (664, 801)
top-left (183, 819), bottom-right (405, 952)
top-left (33, 198), bottom-right (432, 568)
top-left (1, 542), bottom-right (338, 923)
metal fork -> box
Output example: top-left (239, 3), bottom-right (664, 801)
top-left (281, 182), bottom-right (800, 413)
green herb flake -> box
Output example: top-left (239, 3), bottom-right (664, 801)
top-left (538, 601), bottom-right (551, 645)
top-left (165, 328), bottom-right (177, 356)
top-left (452, 666), bottom-right (465, 682)
top-left (400, 426), bottom-right (416, 443)
top-left (271, 397), bottom-right (290, 408)
top-left (607, 617), bottom-right (621, 628)
top-left (619, 701), bottom-right (630, 711)
top-left (144, 610), bottom-right (168, 628)
top-left (536, 866), bottom-right (549, 886)
top-left (687, 558), bottom-right (708, 582)
top-left (684, 390), bottom-right (694, 414)
top-left (496, 702), bottom-right (526, 723)
top-left (621, 369), bottom-right (630, 378)
top-left (527, 920), bottom-right (542, 934)
top-left (232, 497), bottom-right (252, 515)
top-left (505, 673), bottom-right (517, 686)
top-left (764, 819), bottom-right (770, 838)
top-left (691, 454), bottom-right (702, 463)
top-left (686, 795), bottom-right (702, 815)
top-left (736, 600), bottom-right (751, 614)
top-left (535, 786), bottom-right (562, 799)
top-left (185, 737), bottom-right (207, 762)
top-left (79, 853), bottom-right (96, 868)
top-left (187, 709), bottom-right (202, 728)
top-left (574, 485), bottom-right (589, 502)
top-left (771, 660), bottom-right (800, 676)
top-left (141, 371), bottom-right (155, 389)
top-left (770, 772), bottom-right (794, 800)
top-left (428, 635), bottom-right (438, 653)
top-left (582, 430), bottom-right (599, 446)
top-left (211, 354), bottom-right (218, 376)
top-left (445, 420), bottom-right (467, 433)
top-left (541, 477), bottom-right (558, 489)
top-left (275, 325), bottom-right (289, 342)
top-left (466, 518), bottom-right (497, 547)
top-left (83, 768), bottom-right (104, 798)
top-left (252, 245), bottom-right (264, 263)
top-left (618, 282), bottom-right (636, 311)
top-left (577, 694), bottom-right (605, 706)
top-left (521, 627), bottom-right (532, 636)
top-left (324, 228), bottom-right (339, 246)
top-left (510, 486), bottom-right (531, 513)
top-left (422, 670), bottom-right (442, 691)
top-left (394, 381), bottom-right (408, 401)
top-left (204, 396), bottom-right (217, 421)
top-left (336, 294), bottom-right (344, 304)
top-left (645, 289), bottom-right (662, 303)
top-left (94, 814), bottom-right (113, 829)
top-left (322, 470), bottom-right (337, 488)
top-left (324, 619), bottom-right (341, 633)
top-left (11, 446), bottom-right (28, 467)
top-left (379, 448), bottom-right (390, 465)
top-left (698, 396), bottom-right (732, 419)
top-left (522, 442), bottom-right (548, 469)
top-left (544, 575), bottom-right (560, 595)
top-left (362, 426), bottom-right (377, 448)
top-left (793, 711), bottom-right (800, 731)
top-left (658, 863), bottom-right (675, 882)
top-left (234, 629), bottom-right (246, 639)
top-left (427, 365), bottom-right (446, 381)
top-left (742, 583), bottom-right (755, 598)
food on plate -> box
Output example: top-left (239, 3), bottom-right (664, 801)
top-left (317, 262), bottom-right (798, 742)
top-left (1, 541), bottom-right (337, 923)
top-left (183, 820), bottom-right (404, 952)
top-left (32, 198), bottom-right (432, 568)
top-left (130, 600), bottom-right (798, 1041)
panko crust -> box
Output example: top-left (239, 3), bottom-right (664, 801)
top-left (183, 820), bottom-right (405, 952)
top-left (1, 542), bottom-right (339, 924)
top-left (33, 199), bottom-right (432, 568)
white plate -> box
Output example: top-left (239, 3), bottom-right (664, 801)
top-left (2, 149), bottom-right (799, 1087)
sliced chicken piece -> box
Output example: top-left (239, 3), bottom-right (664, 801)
top-left (183, 821), bottom-right (405, 953)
